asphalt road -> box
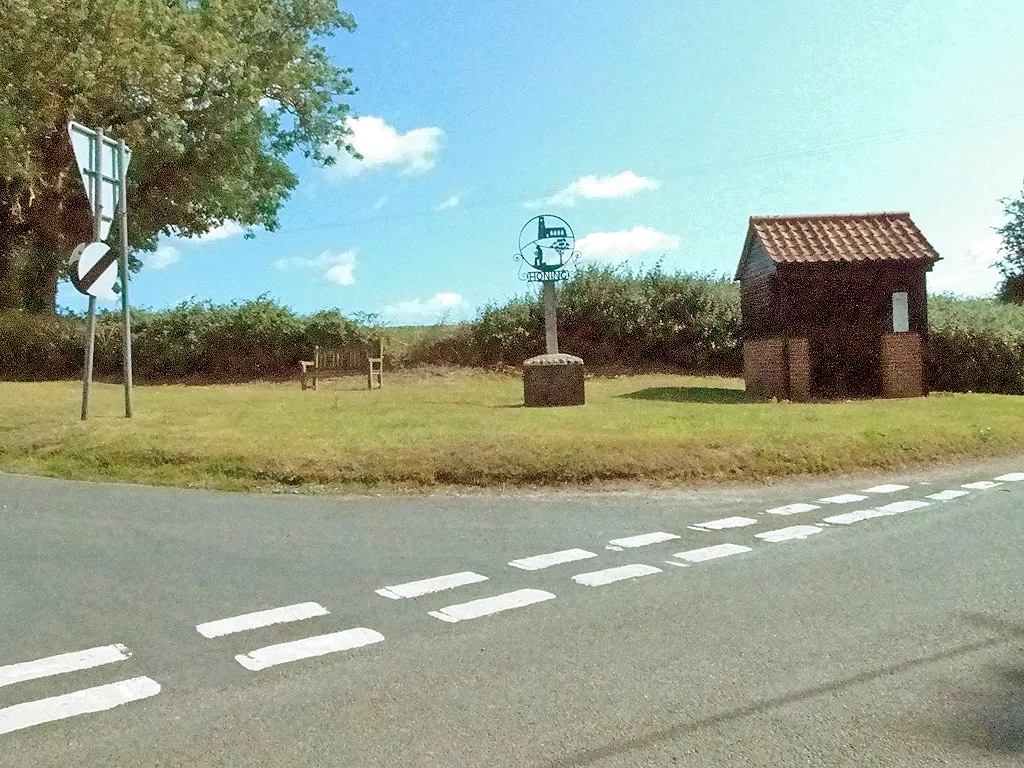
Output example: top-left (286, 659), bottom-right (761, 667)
top-left (1, 457), bottom-right (1023, 767)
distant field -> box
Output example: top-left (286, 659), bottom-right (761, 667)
top-left (1, 370), bottom-right (1023, 494)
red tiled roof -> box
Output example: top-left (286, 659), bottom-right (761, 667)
top-left (737, 212), bottom-right (940, 279)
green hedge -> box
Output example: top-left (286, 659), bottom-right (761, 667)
top-left (5, 270), bottom-right (1024, 394)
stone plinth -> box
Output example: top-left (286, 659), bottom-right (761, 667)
top-left (523, 353), bottom-right (585, 407)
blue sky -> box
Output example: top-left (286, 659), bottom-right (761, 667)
top-left (61, 0), bottom-right (1024, 324)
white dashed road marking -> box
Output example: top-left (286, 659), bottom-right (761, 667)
top-left (428, 589), bottom-right (556, 623)
top-left (822, 508), bottom-right (890, 525)
top-left (765, 503), bottom-right (820, 516)
top-left (375, 571), bottom-right (488, 600)
top-left (692, 516), bottom-right (758, 530)
top-left (508, 549), bottom-right (597, 571)
top-left (607, 532), bottom-right (680, 548)
top-left (875, 500), bottom-right (930, 514)
top-left (756, 525), bottom-right (822, 542)
top-left (926, 490), bottom-right (970, 501)
top-left (674, 543), bottom-right (752, 562)
top-left (995, 473), bottom-right (1024, 482)
top-left (235, 628), bottom-right (384, 671)
top-left (817, 494), bottom-right (869, 504)
top-left (0, 677), bottom-right (161, 736)
top-left (196, 602), bottom-right (329, 638)
top-left (0, 644), bottom-right (130, 688)
top-left (572, 564), bottom-right (662, 587)
top-left (862, 484), bottom-right (909, 494)
top-left (962, 481), bottom-right (1002, 490)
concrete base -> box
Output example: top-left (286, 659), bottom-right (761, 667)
top-left (523, 353), bottom-right (585, 407)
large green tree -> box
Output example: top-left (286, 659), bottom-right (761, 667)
top-left (995, 180), bottom-right (1024, 303)
top-left (0, 0), bottom-right (358, 313)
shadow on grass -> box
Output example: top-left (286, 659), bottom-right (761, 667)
top-left (618, 386), bottom-right (749, 404)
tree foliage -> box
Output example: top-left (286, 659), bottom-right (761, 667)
top-left (0, 0), bottom-right (358, 312)
top-left (995, 179), bottom-right (1024, 303)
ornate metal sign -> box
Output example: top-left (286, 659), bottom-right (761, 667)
top-left (515, 215), bottom-right (580, 282)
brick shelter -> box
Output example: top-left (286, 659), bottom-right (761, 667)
top-left (735, 212), bottom-right (940, 400)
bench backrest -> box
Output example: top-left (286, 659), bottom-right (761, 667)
top-left (314, 340), bottom-right (383, 370)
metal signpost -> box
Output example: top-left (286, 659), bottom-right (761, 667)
top-left (515, 215), bottom-right (579, 353)
top-left (68, 121), bottom-right (134, 420)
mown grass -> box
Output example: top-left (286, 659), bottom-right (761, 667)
top-left (1, 369), bottom-right (1023, 494)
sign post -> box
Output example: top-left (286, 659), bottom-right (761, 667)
top-left (515, 215), bottom-right (585, 407)
top-left (68, 121), bottom-right (133, 420)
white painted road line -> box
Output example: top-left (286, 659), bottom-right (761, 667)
top-left (235, 628), bottom-right (384, 671)
top-left (0, 677), bottom-right (161, 736)
top-left (962, 481), bottom-right (1002, 490)
top-left (508, 548), bottom-right (597, 571)
top-left (375, 571), bottom-right (488, 600)
top-left (995, 473), bottom-right (1024, 482)
top-left (765, 503), bottom-right (819, 516)
top-left (572, 564), bottom-right (662, 587)
top-left (692, 516), bottom-right (758, 530)
top-left (756, 525), bottom-right (822, 542)
top-left (875, 500), bottom-right (930, 514)
top-left (926, 490), bottom-right (970, 501)
top-left (674, 543), bottom-right (752, 562)
top-left (607, 532), bottom-right (680, 548)
top-left (196, 602), bottom-right (329, 639)
top-left (862, 484), bottom-right (909, 494)
top-left (817, 493), bottom-right (869, 504)
top-left (0, 644), bottom-right (130, 689)
top-left (428, 589), bottom-right (555, 623)
top-left (822, 508), bottom-right (890, 525)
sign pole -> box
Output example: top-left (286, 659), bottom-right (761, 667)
top-left (118, 139), bottom-right (133, 418)
top-left (542, 279), bottom-right (558, 354)
top-left (80, 129), bottom-right (102, 422)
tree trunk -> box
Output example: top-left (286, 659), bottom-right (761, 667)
top-left (20, 242), bottom-right (62, 315)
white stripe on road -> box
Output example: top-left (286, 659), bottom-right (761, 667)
top-left (508, 549), bottom-right (597, 570)
top-left (0, 644), bottom-right (130, 689)
top-left (375, 571), bottom-right (488, 600)
top-left (817, 494), bottom-right (869, 504)
top-left (875, 500), bottom-right (930, 514)
top-left (607, 532), bottom-right (679, 548)
top-left (692, 516), bottom-right (758, 530)
top-left (756, 525), bottom-right (822, 542)
top-left (962, 481), bottom-right (1002, 490)
top-left (765, 503), bottom-right (819, 516)
top-left (572, 564), bottom-right (662, 587)
top-left (926, 490), bottom-right (970, 501)
top-left (196, 602), bottom-right (329, 638)
top-left (862, 484), bottom-right (909, 494)
top-left (994, 473), bottom-right (1024, 482)
top-left (235, 628), bottom-right (384, 671)
top-left (822, 508), bottom-right (890, 525)
top-left (674, 543), bottom-right (752, 562)
top-left (428, 589), bottom-right (555, 623)
top-left (0, 677), bottom-right (161, 735)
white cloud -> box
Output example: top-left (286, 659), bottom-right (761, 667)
top-left (328, 116), bottom-right (444, 178)
top-left (526, 171), bottom-right (659, 208)
top-left (191, 221), bottom-right (244, 243)
top-left (576, 226), bottom-right (680, 263)
top-left (435, 194), bottom-right (460, 211)
top-left (274, 249), bottom-right (357, 287)
top-left (372, 195), bottom-right (389, 212)
top-left (145, 245), bottom-right (181, 270)
top-left (382, 292), bottom-right (469, 323)
top-left (928, 232), bottom-right (1004, 297)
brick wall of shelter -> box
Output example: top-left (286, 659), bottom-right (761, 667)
top-left (743, 338), bottom-right (788, 400)
top-left (787, 338), bottom-right (810, 401)
top-left (880, 333), bottom-right (924, 398)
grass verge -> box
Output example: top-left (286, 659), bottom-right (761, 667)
top-left (1, 369), bottom-right (1022, 494)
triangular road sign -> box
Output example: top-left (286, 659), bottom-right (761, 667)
top-left (68, 121), bottom-right (131, 242)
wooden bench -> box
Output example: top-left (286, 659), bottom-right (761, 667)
top-left (299, 340), bottom-right (383, 391)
